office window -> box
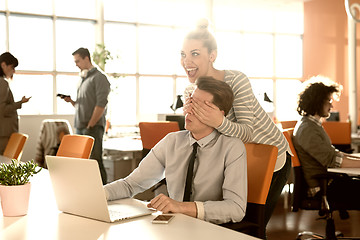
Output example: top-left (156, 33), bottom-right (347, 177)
top-left (176, 77), bottom-right (189, 96)
top-left (56, 19), bottom-right (96, 72)
top-left (0, 14), bottom-right (5, 53)
top-left (276, 79), bottom-right (302, 121)
top-left (215, 31), bottom-right (243, 71)
top-left (275, 10), bottom-right (304, 34)
top-left (104, 23), bottom-right (137, 74)
top-left (275, 35), bottom-right (303, 78)
top-left (54, 0), bottom-right (96, 19)
top-left (174, 28), bottom-right (189, 76)
top-left (137, 0), bottom-right (207, 27)
top-left (108, 76), bottom-right (137, 125)
top-left (7, 0), bottom-right (53, 15)
top-left (1, 0), bottom-right (304, 125)
top-left (138, 26), bottom-right (178, 75)
top-left (9, 15), bottom-right (53, 71)
top-left (12, 74), bottom-right (53, 115)
top-left (104, 0), bottom-right (137, 22)
top-left (139, 76), bottom-right (173, 115)
top-left (241, 33), bottom-right (274, 78)
top-left (250, 79), bottom-right (274, 113)
top-left (213, 1), bottom-right (273, 32)
top-left (56, 75), bottom-right (78, 114)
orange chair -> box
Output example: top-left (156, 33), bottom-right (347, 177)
top-left (283, 128), bottom-right (300, 168)
top-left (138, 121), bottom-right (180, 156)
top-left (3, 132), bottom-right (29, 160)
top-left (56, 134), bottom-right (94, 159)
top-left (322, 121), bottom-right (352, 153)
top-left (280, 120), bottom-right (297, 129)
top-left (222, 143), bottom-right (278, 239)
top-left (138, 121), bottom-right (180, 200)
top-left (322, 121), bottom-right (351, 145)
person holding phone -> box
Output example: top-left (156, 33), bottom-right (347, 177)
top-left (105, 77), bottom-right (247, 225)
top-left (59, 47), bottom-right (110, 184)
top-left (180, 19), bottom-right (291, 231)
top-left (0, 52), bottom-right (31, 154)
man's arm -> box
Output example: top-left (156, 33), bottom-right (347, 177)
top-left (147, 140), bottom-right (247, 224)
top-left (87, 106), bottom-right (105, 128)
top-left (104, 144), bottom-right (167, 200)
top-left (147, 194), bottom-right (197, 218)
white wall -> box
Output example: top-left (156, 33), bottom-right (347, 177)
top-left (19, 115), bottom-right (75, 162)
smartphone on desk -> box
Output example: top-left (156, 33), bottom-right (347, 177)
top-left (56, 93), bottom-right (70, 98)
top-left (152, 214), bottom-right (174, 224)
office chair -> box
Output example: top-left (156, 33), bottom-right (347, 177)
top-left (322, 121), bottom-right (353, 153)
top-left (3, 132), bottom-right (29, 161)
top-left (221, 143), bottom-right (278, 239)
top-left (56, 134), bottom-right (94, 159)
top-left (138, 121), bottom-right (180, 157)
top-left (35, 119), bottom-right (72, 168)
top-left (138, 121), bottom-right (180, 197)
top-left (280, 120), bottom-right (297, 129)
top-left (284, 129), bottom-right (360, 240)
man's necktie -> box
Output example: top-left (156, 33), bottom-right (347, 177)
top-left (183, 142), bottom-right (198, 202)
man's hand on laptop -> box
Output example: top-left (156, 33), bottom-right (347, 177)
top-left (147, 194), bottom-right (197, 218)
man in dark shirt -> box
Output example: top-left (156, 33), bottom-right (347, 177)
top-left (293, 77), bottom-right (360, 214)
top-left (60, 48), bottom-right (110, 184)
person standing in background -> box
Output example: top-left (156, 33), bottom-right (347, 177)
top-left (181, 19), bottom-right (291, 233)
top-left (0, 52), bottom-right (31, 154)
top-left (60, 47), bottom-right (110, 184)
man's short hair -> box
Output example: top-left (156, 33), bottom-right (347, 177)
top-left (72, 47), bottom-right (91, 60)
top-left (195, 76), bottom-right (234, 116)
top-left (297, 78), bottom-right (340, 116)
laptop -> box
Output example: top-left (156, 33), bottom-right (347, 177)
top-left (45, 155), bottom-right (154, 223)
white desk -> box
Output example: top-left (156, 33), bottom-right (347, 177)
top-left (328, 153), bottom-right (360, 175)
top-left (328, 168), bottom-right (360, 175)
top-left (0, 170), bottom-right (260, 240)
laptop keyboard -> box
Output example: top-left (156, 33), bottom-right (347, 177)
top-left (109, 209), bottom-right (128, 221)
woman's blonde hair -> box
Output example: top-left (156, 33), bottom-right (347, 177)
top-left (184, 18), bottom-right (217, 53)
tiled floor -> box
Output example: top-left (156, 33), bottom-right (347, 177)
top-left (266, 191), bottom-right (360, 240)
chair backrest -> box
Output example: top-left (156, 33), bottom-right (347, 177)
top-left (221, 143), bottom-right (278, 238)
top-left (322, 121), bottom-right (351, 145)
top-left (139, 121), bottom-right (180, 150)
top-left (56, 134), bottom-right (94, 159)
top-left (245, 143), bottom-right (278, 205)
top-left (3, 132), bottom-right (29, 160)
top-left (284, 129), bottom-right (321, 212)
top-left (282, 128), bottom-right (301, 167)
top-left (280, 120), bottom-right (297, 129)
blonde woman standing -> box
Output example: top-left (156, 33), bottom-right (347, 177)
top-left (181, 19), bottom-right (291, 231)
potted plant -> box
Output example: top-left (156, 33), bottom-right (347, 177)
top-left (0, 159), bottom-right (41, 216)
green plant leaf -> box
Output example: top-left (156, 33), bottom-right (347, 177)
top-left (0, 159), bottom-right (41, 186)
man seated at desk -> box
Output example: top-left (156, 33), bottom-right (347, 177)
top-left (104, 76), bottom-right (247, 224)
top-left (293, 77), bottom-right (360, 216)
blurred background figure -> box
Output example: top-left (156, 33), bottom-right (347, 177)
top-left (0, 52), bottom-right (31, 154)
